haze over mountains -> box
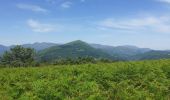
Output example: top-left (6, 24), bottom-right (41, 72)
top-left (0, 40), bottom-right (170, 61)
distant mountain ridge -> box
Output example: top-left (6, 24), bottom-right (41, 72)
top-left (0, 42), bottom-right (58, 56)
top-left (37, 40), bottom-right (117, 61)
top-left (0, 40), bottom-right (170, 61)
top-left (11, 42), bottom-right (58, 51)
top-left (0, 45), bottom-right (9, 55)
top-left (132, 50), bottom-right (170, 60)
top-left (90, 44), bottom-right (151, 60)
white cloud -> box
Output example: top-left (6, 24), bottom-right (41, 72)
top-left (61, 1), bottom-right (72, 8)
top-left (157, 0), bottom-right (170, 3)
top-left (99, 16), bottom-right (170, 33)
top-left (27, 19), bottom-right (57, 32)
top-left (17, 4), bottom-right (48, 12)
top-left (46, 0), bottom-right (84, 8)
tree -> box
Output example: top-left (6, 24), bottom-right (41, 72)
top-left (1, 45), bottom-right (35, 67)
top-left (0, 56), bottom-right (2, 67)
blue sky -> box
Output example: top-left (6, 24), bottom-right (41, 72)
top-left (0, 0), bottom-right (170, 50)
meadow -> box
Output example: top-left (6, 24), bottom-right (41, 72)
top-left (0, 60), bottom-right (170, 100)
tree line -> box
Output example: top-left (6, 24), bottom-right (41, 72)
top-left (52, 57), bottom-right (113, 65)
top-left (0, 46), bottom-right (115, 67)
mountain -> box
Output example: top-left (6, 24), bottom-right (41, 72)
top-left (91, 44), bottom-right (151, 60)
top-left (10, 42), bottom-right (58, 51)
top-left (37, 40), bottom-right (117, 61)
top-left (0, 42), bottom-right (58, 56)
top-left (1, 41), bottom-right (170, 61)
top-left (133, 50), bottom-right (170, 60)
top-left (22, 42), bottom-right (58, 51)
top-left (0, 45), bottom-right (9, 56)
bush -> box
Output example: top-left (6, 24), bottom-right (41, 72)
top-left (52, 57), bottom-right (97, 65)
top-left (52, 57), bottom-right (115, 65)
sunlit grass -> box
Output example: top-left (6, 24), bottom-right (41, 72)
top-left (0, 59), bottom-right (170, 99)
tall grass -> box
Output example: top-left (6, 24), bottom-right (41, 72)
top-left (0, 59), bottom-right (170, 100)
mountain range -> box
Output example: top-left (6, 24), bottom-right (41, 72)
top-left (0, 45), bottom-right (8, 56)
top-left (0, 40), bottom-right (170, 61)
top-left (37, 40), bottom-right (117, 61)
top-left (90, 44), bottom-right (151, 60)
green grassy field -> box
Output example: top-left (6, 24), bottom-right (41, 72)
top-left (0, 60), bottom-right (170, 100)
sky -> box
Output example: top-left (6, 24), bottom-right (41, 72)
top-left (0, 0), bottom-right (170, 50)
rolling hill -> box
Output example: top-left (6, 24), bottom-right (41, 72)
top-left (11, 42), bottom-right (58, 51)
top-left (133, 50), bottom-right (170, 60)
top-left (0, 43), bottom-right (58, 56)
top-left (91, 44), bottom-right (151, 60)
top-left (37, 40), bottom-right (118, 61)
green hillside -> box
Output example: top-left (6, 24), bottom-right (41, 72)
top-left (37, 40), bottom-right (117, 61)
top-left (91, 44), bottom-right (151, 60)
top-left (0, 59), bottom-right (170, 99)
top-left (133, 50), bottom-right (170, 60)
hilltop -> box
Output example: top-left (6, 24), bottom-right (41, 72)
top-left (37, 40), bottom-right (116, 61)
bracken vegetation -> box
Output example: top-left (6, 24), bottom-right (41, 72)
top-left (0, 59), bottom-right (170, 100)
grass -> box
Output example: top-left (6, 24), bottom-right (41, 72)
top-left (0, 59), bottom-right (170, 100)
